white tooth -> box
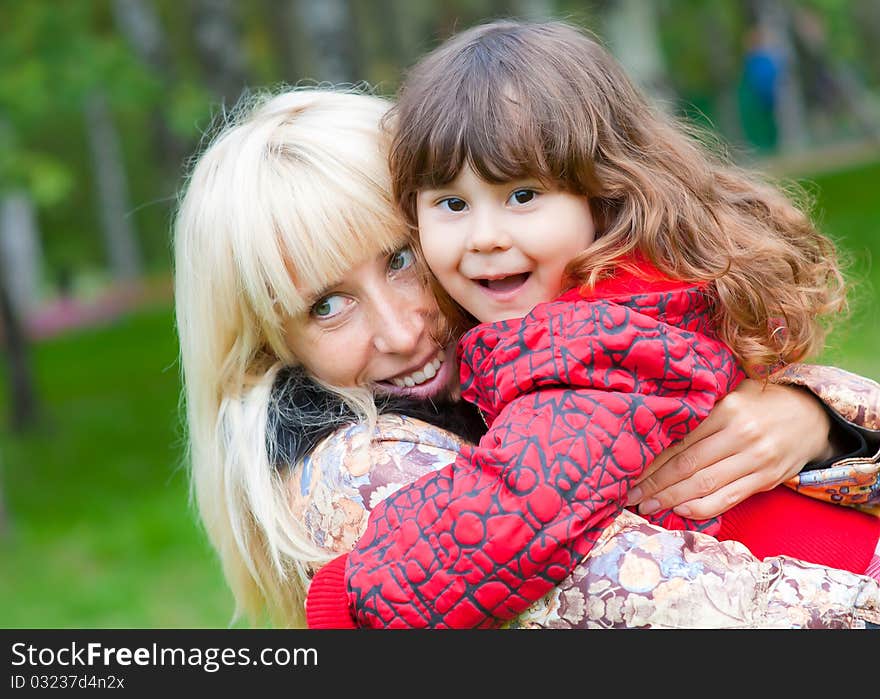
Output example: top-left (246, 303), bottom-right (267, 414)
top-left (393, 378), bottom-right (405, 388)
top-left (436, 351), bottom-right (445, 363)
top-left (431, 358), bottom-right (441, 371)
top-left (423, 362), bottom-right (437, 379)
top-left (412, 371), bottom-right (426, 384)
top-left (404, 376), bottom-right (415, 387)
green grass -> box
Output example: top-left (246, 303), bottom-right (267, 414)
top-left (0, 306), bottom-right (239, 627)
top-left (800, 158), bottom-right (880, 379)
top-left (0, 158), bottom-right (877, 628)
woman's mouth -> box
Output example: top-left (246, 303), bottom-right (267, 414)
top-left (390, 352), bottom-right (443, 388)
top-left (375, 346), bottom-right (457, 399)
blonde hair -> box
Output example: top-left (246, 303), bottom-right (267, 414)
top-left (389, 20), bottom-right (848, 376)
top-left (173, 86), bottom-right (407, 627)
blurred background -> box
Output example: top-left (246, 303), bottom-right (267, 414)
top-left (1, 0), bottom-right (878, 628)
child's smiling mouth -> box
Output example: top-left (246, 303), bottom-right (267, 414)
top-left (476, 272), bottom-right (531, 293)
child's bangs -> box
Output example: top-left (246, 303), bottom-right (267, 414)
top-left (412, 77), bottom-right (562, 190)
top-left (401, 26), bottom-right (605, 193)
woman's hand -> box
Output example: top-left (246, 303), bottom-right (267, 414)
top-left (626, 379), bottom-right (835, 519)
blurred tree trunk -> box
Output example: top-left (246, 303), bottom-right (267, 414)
top-left (84, 90), bottom-right (143, 282)
top-left (0, 272), bottom-right (24, 540)
top-left (112, 0), bottom-right (188, 182)
top-left (191, 0), bottom-right (249, 107)
top-left (700, 3), bottom-right (744, 144)
top-left (370, 0), bottom-right (407, 72)
top-left (0, 449), bottom-right (8, 539)
top-left (601, 0), bottom-right (674, 106)
top-left (854, 0), bottom-right (880, 87)
top-left (0, 194), bottom-right (39, 433)
top-left (509, 0), bottom-right (553, 20)
top-left (294, 0), bottom-right (361, 84)
top-left (791, 5), bottom-right (880, 143)
top-left (0, 191), bottom-right (43, 320)
top-left (262, 0), bottom-right (303, 81)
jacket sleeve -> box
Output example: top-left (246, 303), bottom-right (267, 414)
top-left (775, 364), bottom-right (880, 516)
top-left (308, 300), bottom-right (742, 628)
top-left (287, 414), bottom-right (473, 571)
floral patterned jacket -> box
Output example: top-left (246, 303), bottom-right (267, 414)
top-left (777, 364), bottom-right (880, 515)
top-left (290, 364), bottom-right (880, 628)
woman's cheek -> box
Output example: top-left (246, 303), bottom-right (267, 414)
top-left (301, 332), bottom-right (365, 388)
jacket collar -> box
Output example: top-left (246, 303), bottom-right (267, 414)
top-left (559, 257), bottom-right (703, 303)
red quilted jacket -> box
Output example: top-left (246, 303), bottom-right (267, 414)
top-left (306, 266), bottom-right (746, 628)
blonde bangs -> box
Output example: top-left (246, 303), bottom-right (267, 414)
top-left (203, 87), bottom-right (406, 345)
top-left (268, 159), bottom-right (407, 316)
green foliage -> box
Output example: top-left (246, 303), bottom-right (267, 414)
top-left (0, 0), bottom-right (214, 277)
top-left (0, 0), bottom-right (168, 276)
top-left (0, 126), bottom-right (73, 208)
top-left (165, 81), bottom-right (216, 142)
top-left (659, 0), bottom-right (744, 96)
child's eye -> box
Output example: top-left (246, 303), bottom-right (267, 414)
top-left (508, 189), bottom-right (537, 205)
top-left (311, 294), bottom-right (349, 319)
top-left (389, 246), bottom-right (415, 272)
top-left (438, 197), bottom-right (468, 213)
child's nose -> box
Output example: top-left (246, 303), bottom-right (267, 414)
top-left (467, 209), bottom-right (512, 252)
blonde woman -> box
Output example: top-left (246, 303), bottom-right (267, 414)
top-left (174, 87), bottom-right (880, 629)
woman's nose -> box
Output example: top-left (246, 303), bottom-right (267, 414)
top-left (370, 289), bottom-right (425, 355)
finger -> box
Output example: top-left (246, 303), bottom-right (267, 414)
top-left (636, 445), bottom-right (768, 513)
top-left (632, 414), bottom-right (723, 488)
top-left (639, 448), bottom-right (794, 516)
top-left (629, 426), bottom-right (735, 505)
top-left (671, 472), bottom-right (772, 520)
top-left (636, 461), bottom-right (732, 515)
top-left (632, 449), bottom-right (676, 488)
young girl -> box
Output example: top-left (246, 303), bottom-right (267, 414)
top-left (306, 20), bottom-right (880, 628)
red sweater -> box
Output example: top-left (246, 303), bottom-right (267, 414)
top-left (306, 266), bottom-right (880, 628)
top-left (719, 485), bottom-right (880, 571)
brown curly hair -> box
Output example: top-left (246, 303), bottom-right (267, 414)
top-left (386, 19), bottom-right (848, 377)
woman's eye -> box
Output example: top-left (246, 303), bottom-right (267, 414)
top-left (389, 246), bottom-right (415, 272)
top-left (438, 197), bottom-right (467, 213)
top-left (310, 294), bottom-right (348, 319)
top-left (509, 189), bottom-right (537, 205)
